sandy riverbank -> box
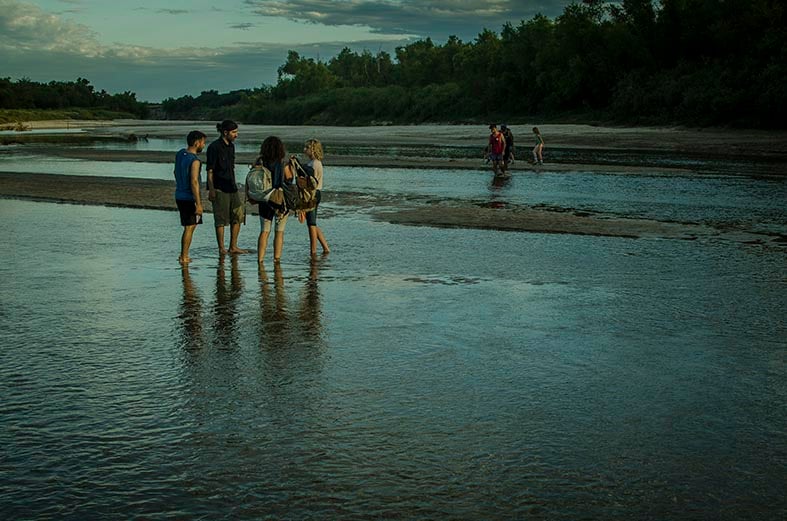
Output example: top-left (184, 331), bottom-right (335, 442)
top-left (2, 172), bottom-right (784, 247)
top-left (6, 119), bottom-right (785, 175)
top-left (18, 119), bottom-right (787, 158)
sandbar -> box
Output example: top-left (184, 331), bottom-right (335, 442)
top-left (1, 172), bottom-right (784, 247)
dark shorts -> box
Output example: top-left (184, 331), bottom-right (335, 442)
top-left (176, 199), bottom-right (202, 226)
top-left (489, 152), bottom-right (503, 162)
top-left (305, 190), bottom-right (322, 227)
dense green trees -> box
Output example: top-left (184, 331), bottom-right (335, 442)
top-left (0, 77), bottom-right (148, 118)
top-left (161, 0), bottom-right (784, 128)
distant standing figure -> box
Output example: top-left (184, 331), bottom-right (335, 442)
top-left (174, 130), bottom-right (207, 264)
top-left (501, 124), bottom-right (515, 172)
top-left (488, 124), bottom-right (506, 175)
top-left (300, 139), bottom-right (330, 256)
top-left (251, 136), bottom-right (294, 263)
top-left (207, 120), bottom-right (248, 256)
top-left (532, 127), bottom-right (544, 165)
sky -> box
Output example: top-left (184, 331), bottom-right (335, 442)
top-left (1, 0), bottom-right (571, 101)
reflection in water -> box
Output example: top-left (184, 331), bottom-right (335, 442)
top-left (258, 262), bottom-right (291, 349)
top-left (178, 267), bottom-right (204, 351)
top-left (490, 172), bottom-right (512, 190)
top-left (298, 257), bottom-right (325, 344)
top-left (214, 255), bottom-right (243, 348)
top-left (488, 172), bottom-right (511, 209)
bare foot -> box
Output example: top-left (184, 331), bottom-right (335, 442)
top-left (178, 256), bottom-right (191, 264)
top-left (218, 248), bottom-right (228, 256)
top-left (229, 247), bottom-right (250, 254)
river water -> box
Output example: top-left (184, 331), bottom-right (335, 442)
top-left (0, 138), bottom-right (786, 519)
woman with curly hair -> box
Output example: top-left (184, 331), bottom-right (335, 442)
top-left (251, 136), bottom-right (294, 263)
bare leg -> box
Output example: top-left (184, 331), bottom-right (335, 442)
top-left (179, 224), bottom-right (196, 263)
top-left (215, 225), bottom-right (228, 255)
top-left (258, 230), bottom-right (270, 263)
top-left (273, 231), bottom-right (284, 262)
top-left (228, 223), bottom-right (249, 254)
top-left (309, 225), bottom-right (330, 254)
top-left (308, 225), bottom-right (318, 255)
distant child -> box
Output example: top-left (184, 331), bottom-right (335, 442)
top-left (174, 130), bottom-right (207, 264)
top-left (299, 139), bottom-right (330, 256)
top-left (532, 127), bottom-right (544, 165)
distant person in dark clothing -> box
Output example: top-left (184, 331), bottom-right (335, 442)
top-left (206, 120), bottom-right (248, 255)
top-left (173, 130), bottom-right (207, 264)
top-left (501, 124), bottom-right (515, 173)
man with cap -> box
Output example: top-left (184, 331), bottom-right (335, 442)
top-left (206, 120), bottom-right (248, 255)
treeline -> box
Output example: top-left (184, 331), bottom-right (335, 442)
top-left (167, 0), bottom-right (786, 128)
top-left (0, 77), bottom-right (148, 118)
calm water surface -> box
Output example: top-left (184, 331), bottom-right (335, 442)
top-left (0, 196), bottom-right (785, 520)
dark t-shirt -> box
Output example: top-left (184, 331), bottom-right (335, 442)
top-left (503, 131), bottom-right (514, 156)
top-left (206, 138), bottom-right (237, 193)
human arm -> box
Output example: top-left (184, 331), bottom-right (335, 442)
top-left (190, 159), bottom-right (203, 215)
top-left (283, 162), bottom-right (294, 182)
top-left (206, 169), bottom-right (216, 201)
top-left (312, 160), bottom-right (324, 190)
top-left (206, 143), bottom-right (217, 201)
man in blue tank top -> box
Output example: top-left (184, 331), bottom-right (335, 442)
top-left (174, 130), bottom-right (207, 264)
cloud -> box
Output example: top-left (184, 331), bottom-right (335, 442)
top-left (230, 22), bottom-right (256, 30)
top-left (243, 0), bottom-right (564, 38)
top-left (1, 12), bottom-right (411, 102)
top-left (3, 0), bottom-right (561, 101)
top-left (157, 9), bottom-right (190, 15)
top-left (0, 0), bottom-right (101, 55)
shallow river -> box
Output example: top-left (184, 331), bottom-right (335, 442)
top-left (1, 140), bottom-right (786, 519)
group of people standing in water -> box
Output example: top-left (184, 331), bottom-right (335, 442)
top-left (486, 124), bottom-right (544, 175)
top-left (173, 120), bottom-right (330, 265)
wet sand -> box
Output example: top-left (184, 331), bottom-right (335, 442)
top-left (41, 148), bottom-right (698, 175)
top-left (2, 172), bottom-right (783, 246)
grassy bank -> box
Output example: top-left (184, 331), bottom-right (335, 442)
top-left (0, 108), bottom-right (138, 126)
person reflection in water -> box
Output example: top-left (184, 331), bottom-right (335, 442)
top-left (298, 257), bottom-right (325, 343)
top-left (258, 262), bottom-right (290, 347)
top-left (178, 266), bottom-right (204, 351)
top-left (214, 255), bottom-right (243, 347)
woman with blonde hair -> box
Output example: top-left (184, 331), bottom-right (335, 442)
top-left (300, 138), bottom-right (330, 255)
